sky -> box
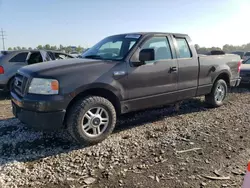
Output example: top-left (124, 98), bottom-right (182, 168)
top-left (0, 0), bottom-right (249, 49)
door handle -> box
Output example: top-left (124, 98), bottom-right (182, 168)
top-left (170, 66), bottom-right (177, 72)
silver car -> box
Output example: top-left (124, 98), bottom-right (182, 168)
top-left (0, 50), bottom-right (74, 92)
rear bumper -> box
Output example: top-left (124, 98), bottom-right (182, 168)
top-left (230, 77), bottom-right (241, 87)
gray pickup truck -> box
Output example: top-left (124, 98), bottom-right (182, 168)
top-left (11, 32), bottom-right (241, 145)
top-left (0, 50), bottom-right (74, 92)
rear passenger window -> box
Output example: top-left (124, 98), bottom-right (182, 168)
top-left (141, 37), bottom-right (172, 63)
top-left (175, 38), bottom-right (192, 58)
top-left (9, 52), bottom-right (28, 62)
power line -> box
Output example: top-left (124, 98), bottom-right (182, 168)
top-left (0, 28), bottom-right (6, 50)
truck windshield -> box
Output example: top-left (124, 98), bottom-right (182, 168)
top-left (81, 34), bottom-right (141, 60)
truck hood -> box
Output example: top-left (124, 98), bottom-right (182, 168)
top-left (241, 64), bottom-right (250, 71)
top-left (18, 58), bottom-right (113, 76)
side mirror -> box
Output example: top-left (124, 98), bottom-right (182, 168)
top-left (132, 48), bottom-right (155, 67)
top-left (139, 48), bottom-right (155, 62)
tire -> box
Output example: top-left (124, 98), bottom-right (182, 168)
top-left (8, 78), bottom-right (15, 92)
top-left (205, 79), bottom-right (228, 107)
top-left (66, 96), bottom-right (116, 145)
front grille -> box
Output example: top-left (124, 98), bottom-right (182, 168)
top-left (13, 73), bottom-right (29, 97)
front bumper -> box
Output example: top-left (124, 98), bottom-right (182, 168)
top-left (230, 77), bottom-right (241, 87)
top-left (11, 92), bottom-right (69, 131)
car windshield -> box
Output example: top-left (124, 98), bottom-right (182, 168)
top-left (81, 34), bottom-right (141, 60)
top-left (244, 52), bottom-right (250, 56)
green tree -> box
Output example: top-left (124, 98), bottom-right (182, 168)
top-left (37, 45), bottom-right (43, 50)
top-left (16, 46), bottom-right (21, 50)
top-left (44, 44), bottom-right (51, 50)
top-left (65, 46), bottom-right (72, 53)
top-left (7, 47), bottom-right (13, 51)
top-left (76, 45), bottom-right (83, 53)
top-left (50, 45), bottom-right (57, 50)
top-left (21, 47), bottom-right (27, 50)
top-left (28, 47), bottom-right (33, 50)
top-left (59, 44), bottom-right (64, 50)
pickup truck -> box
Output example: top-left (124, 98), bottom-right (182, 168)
top-left (11, 32), bottom-right (242, 145)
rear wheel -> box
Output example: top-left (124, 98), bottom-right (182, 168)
top-left (66, 96), bottom-right (116, 145)
top-left (205, 79), bottom-right (228, 107)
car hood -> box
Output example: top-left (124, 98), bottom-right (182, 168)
top-left (241, 64), bottom-right (250, 71)
top-left (18, 58), bottom-right (112, 76)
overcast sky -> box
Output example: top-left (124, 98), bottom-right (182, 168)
top-left (0, 0), bottom-right (249, 49)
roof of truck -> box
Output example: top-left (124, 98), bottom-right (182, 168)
top-left (111, 32), bottom-right (188, 37)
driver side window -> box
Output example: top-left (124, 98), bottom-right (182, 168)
top-left (141, 36), bottom-right (172, 64)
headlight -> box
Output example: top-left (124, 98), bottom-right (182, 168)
top-left (28, 78), bottom-right (59, 95)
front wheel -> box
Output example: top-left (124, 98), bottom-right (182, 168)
top-left (205, 79), bottom-right (228, 107)
top-left (8, 78), bottom-right (15, 92)
top-left (66, 96), bottom-right (117, 145)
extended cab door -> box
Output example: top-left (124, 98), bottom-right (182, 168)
top-left (172, 35), bottom-right (199, 100)
top-left (125, 35), bottom-right (178, 111)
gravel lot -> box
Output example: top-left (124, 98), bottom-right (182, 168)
top-left (0, 87), bottom-right (250, 188)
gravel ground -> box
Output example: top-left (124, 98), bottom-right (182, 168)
top-left (0, 87), bottom-right (250, 188)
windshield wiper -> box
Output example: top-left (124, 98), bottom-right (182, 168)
top-left (83, 55), bottom-right (102, 59)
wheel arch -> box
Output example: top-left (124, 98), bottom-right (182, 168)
top-left (213, 71), bottom-right (230, 87)
top-left (63, 85), bottom-right (122, 126)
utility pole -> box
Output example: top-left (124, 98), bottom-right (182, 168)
top-left (0, 28), bottom-right (6, 50)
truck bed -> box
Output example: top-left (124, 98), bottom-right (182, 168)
top-left (197, 53), bottom-right (241, 94)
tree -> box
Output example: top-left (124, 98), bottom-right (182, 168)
top-left (21, 47), bottom-right (27, 50)
top-left (50, 45), bottom-right (57, 50)
top-left (59, 44), bottom-right (64, 50)
top-left (7, 47), bottom-right (13, 51)
top-left (65, 46), bottom-right (72, 53)
top-left (194, 44), bottom-right (200, 50)
top-left (28, 47), bottom-right (33, 50)
top-left (16, 46), bottom-right (21, 50)
top-left (76, 45), bottom-right (83, 53)
top-left (37, 45), bottom-right (43, 50)
top-left (44, 44), bottom-right (51, 50)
